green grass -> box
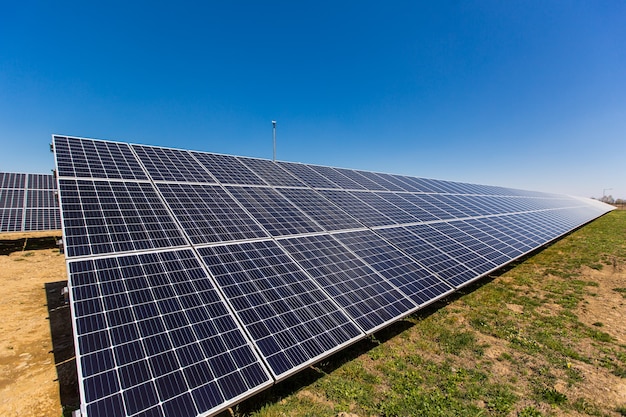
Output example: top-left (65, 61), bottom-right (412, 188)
top-left (229, 210), bottom-right (626, 417)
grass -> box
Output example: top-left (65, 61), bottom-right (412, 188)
top-left (227, 210), bottom-right (626, 417)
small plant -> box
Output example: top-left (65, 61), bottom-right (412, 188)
top-left (617, 404), bottom-right (626, 416)
top-left (541, 387), bottom-right (567, 405)
top-left (589, 329), bottom-right (613, 343)
top-left (518, 406), bottom-right (543, 417)
top-left (613, 288), bottom-right (626, 299)
top-left (572, 397), bottom-right (602, 415)
top-left (592, 322), bottom-right (603, 327)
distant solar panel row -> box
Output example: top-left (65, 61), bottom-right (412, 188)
top-left (0, 172), bottom-right (61, 232)
top-left (52, 135), bottom-right (613, 417)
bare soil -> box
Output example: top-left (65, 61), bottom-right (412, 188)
top-left (0, 239), bottom-right (68, 417)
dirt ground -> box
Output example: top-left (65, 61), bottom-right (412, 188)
top-left (0, 234), bottom-right (68, 417)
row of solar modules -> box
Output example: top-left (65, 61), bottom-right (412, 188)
top-left (0, 172), bottom-right (61, 232)
top-left (53, 136), bottom-right (613, 417)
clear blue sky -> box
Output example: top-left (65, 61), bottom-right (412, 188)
top-left (1, 1), bottom-right (624, 199)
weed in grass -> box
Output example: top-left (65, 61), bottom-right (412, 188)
top-left (617, 405), bottom-right (626, 416)
top-left (540, 387), bottom-right (567, 405)
top-left (588, 328), bottom-right (614, 343)
top-left (571, 397), bottom-right (603, 416)
top-left (484, 384), bottom-right (518, 414)
top-left (518, 406), bottom-right (543, 417)
top-left (438, 328), bottom-right (480, 355)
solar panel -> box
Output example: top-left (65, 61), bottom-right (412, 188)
top-left (192, 152), bottom-right (266, 185)
top-left (275, 188), bottom-right (364, 231)
top-left (55, 136), bottom-right (148, 180)
top-left (132, 145), bottom-right (217, 184)
top-left (52, 135), bottom-right (614, 417)
top-left (237, 156), bottom-right (307, 188)
top-left (278, 234), bottom-right (416, 333)
top-left (0, 172), bottom-right (61, 232)
top-left (333, 230), bottom-right (455, 306)
top-left (156, 183), bottom-right (269, 244)
top-left (225, 186), bottom-right (323, 236)
top-left (197, 240), bottom-right (362, 378)
top-left (58, 179), bottom-right (187, 257)
top-left (69, 249), bottom-right (272, 417)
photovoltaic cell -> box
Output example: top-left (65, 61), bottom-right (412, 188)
top-left (238, 157), bottom-right (307, 187)
top-left (333, 168), bottom-right (389, 191)
top-left (307, 165), bottom-right (366, 190)
top-left (0, 172), bottom-right (26, 189)
top-left (0, 172), bottom-right (62, 232)
top-left (376, 226), bottom-right (477, 288)
top-left (198, 240), bottom-right (363, 378)
top-left (0, 208), bottom-right (23, 232)
top-left (68, 249), bottom-right (272, 417)
top-left (131, 145), bottom-right (217, 183)
top-left (278, 234), bottom-right (416, 332)
top-left (24, 208), bottom-right (61, 232)
top-left (54, 136), bottom-right (148, 180)
top-left (192, 152), bottom-right (266, 185)
top-left (58, 179), bottom-right (187, 257)
top-left (27, 173), bottom-right (56, 190)
top-left (156, 183), bottom-right (269, 244)
top-left (276, 188), bottom-right (364, 232)
top-left (0, 188), bottom-right (24, 209)
top-left (319, 190), bottom-right (394, 227)
top-left (277, 161), bottom-right (340, 189)
top-left (226, 186), bottom-right (323, 236)
top-left (349, 191), bottom-right (419, 224)
top-left (334, 230), bottom-right (454, 306)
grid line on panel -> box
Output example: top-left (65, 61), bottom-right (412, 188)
top-left (24, 208), bottom-right (61, 231)
top-left (69, 249), bottom-right (272, 417)
top-left (0, 208), bottom-right (23, 232)
top-left (276, 188), bottom-right (365, 232)
top-left (0, 188), bottom-right (25, 209)
top-left (226, 186), bottom-right (324, 237)
top-left (198, 240), bottom-right (363, 378)
top-left (132, 145), bottom-right (218, 183)
top-left (334, 230), bottom-right (454, 306)
top-left (307, 165), bottom-right (366, 190)
top-left (332, 168), bottom-right (389, 191)
top-left (0, 172), bottom-right (26, 189)
top-left (319, 190), bottom-right (395, 227)
top-left (58, 179), bottom-right (187, 257)
top-left (0, 173), bottom-right (61, 232)
top-left (427, 222), bottom-right (501, 281)
top-left (277, 161), bottom-right (340, 189)
top-left (53, 136), bottom-right (149, 180)
top-left (27, 173), bottom-right (56, 190)
top-left (156, 183), bottom-right (269, 245)
top-left (375, 226), bottom-right (478, 289)
top-left (278, 234), bottom-right (416, 333)
top-left (237, 157), bottom-right (307, 187)
top-left (451, 219), bottom-right (515, 265)
top-left (369, 172), bottom-right (415, 192)
top-left (350, 191), bottom-right (419, 225)
top-left (192, 152), bottom-right (266, 186)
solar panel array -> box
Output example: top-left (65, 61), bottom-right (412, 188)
top-left (0, 172), bottom-right (61, 232)
top-left (52, 135), bottom-right (613, 417)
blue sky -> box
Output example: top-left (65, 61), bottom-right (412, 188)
top-left (1, 1), bottom-right (624, 199)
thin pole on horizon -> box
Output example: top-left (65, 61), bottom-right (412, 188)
top-left (272, 120), bottom-right (276, 162)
